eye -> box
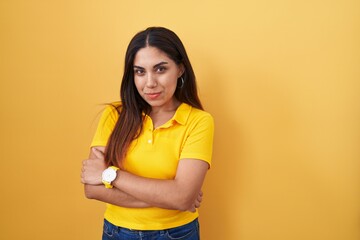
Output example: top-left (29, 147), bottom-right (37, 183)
top-left (156, 66), bottom-right (166, 73)
top-left (134, 69), bottom-right (145, 76)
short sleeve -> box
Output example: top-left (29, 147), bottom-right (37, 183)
top-left (180, 114), bottom-right (214, 167)
top-left (90, 105), bottom-right (119, 148)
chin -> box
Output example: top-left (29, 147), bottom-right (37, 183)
top-left (144, 99), bottom-right (162, 106)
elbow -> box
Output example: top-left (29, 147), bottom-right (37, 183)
top-left (168, 185), bottom-right (200, 212)
top-left (177, 201), bottom-right (195, 212)
top-left (84, 185), bottom-right (96, 199)
top-left (177, 203), bottom-right (193, 212)
top-left (84, 191), bottom-right (94, 199)
top-left (174, 195), bottom-right (196, 212)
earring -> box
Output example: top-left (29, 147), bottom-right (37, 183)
top-left (178, 77), bottom-right (184, 88)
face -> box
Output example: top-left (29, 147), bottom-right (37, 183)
top-left (133, 46), bottom-right (184, 112)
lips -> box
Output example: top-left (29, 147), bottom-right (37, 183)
top-left (145, 92), bottom-right (161, 100)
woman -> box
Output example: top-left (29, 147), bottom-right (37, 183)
top-left (81, 27), bottom-right (214, 240)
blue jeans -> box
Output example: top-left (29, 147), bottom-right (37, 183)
top-left (102, 218), bottom-right (200, 240)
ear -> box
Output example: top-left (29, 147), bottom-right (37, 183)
top-left (178, 64), bottom-right (185, 77)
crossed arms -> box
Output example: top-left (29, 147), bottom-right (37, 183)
top-left (81, 146), bottom-right (208, 212)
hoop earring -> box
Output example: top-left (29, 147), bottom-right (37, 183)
top-left (178, 77), bottom-right (184, 88)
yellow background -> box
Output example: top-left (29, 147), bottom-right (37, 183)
top-left (0, 0), bottom-right (359, 239)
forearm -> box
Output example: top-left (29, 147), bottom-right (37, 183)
top-left (84, 184), bottom-right (151, 208)
top-left (112, 170), bottom-right (200, 211)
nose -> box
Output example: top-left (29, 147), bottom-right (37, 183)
top-left (145, 73), bottom-right (157, 88)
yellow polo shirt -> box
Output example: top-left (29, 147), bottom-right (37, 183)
top-left (91, 102), bottom-right (214, 230)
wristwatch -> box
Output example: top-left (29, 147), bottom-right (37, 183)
top-left (102, 166), bottom-right (119, 188)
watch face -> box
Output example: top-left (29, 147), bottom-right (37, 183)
top-left (102, 168), bottom-right (117, 182)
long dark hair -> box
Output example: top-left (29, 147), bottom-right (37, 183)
top-left (105, 27), bottom-right (203, 167)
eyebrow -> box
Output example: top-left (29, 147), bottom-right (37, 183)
top-left (133, 61), bottom-right (169, 69)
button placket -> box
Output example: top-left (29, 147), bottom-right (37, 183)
top-left (145, 116), bottom-right (154, 145)
top-left (146, 128), bottom-right (154, 144)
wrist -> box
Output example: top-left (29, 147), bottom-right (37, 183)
top-left (102, 166), bottom-right (119, 188)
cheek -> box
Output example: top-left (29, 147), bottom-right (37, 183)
top-left (162, 75), bottom-right (178, 91)
top-left (134, 77), bottom-right (144, 92)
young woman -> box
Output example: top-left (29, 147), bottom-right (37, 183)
top-left (81, 27), bottom-right (214, 240)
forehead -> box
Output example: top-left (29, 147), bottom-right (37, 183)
top-left (133, 46), bottom-right (174, 66)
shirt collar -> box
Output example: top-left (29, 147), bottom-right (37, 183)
top-left (143, 103), bottom-right (192, 128)
top-left (172, 103), bottom-right (192, 125)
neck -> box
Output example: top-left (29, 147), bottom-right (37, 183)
top-left (150, 99), bottom-right (181, 115)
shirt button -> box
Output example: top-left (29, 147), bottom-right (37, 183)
top-left (148, 139), bottom-right (152, 144)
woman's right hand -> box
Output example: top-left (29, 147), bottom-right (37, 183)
top-left (188, 190), bottom-right (203, 212)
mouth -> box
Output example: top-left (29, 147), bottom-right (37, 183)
top-left (145, 92), bottom-right (161, 100)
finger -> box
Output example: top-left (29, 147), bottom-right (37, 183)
top-left (195, 196), bottom-right (202, 206)
top-left (199, 190), bottom-right (203, 197)
top-left (197, 194), bottom-right (203, 202)
top-left (92, 148), bottom-right (105, 160)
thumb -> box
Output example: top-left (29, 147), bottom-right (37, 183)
top-left (92, 147), bottom-right (105, 160)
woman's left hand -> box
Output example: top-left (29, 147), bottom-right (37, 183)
top-left (81, 148), bottom-right (107, 185)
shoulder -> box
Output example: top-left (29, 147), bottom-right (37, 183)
top-left (104, 101), bottom-right (122, 115)
top-left (99, 101), bottom-right (122, 123)
top-left (185, 104), bottom-right (214, 127)
top-left (187, 104), bottom-right (213, 120)
top-left (190, 106), bottom-right (213, 119)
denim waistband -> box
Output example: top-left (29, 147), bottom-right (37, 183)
top-left (102, 218), bottom-right (199, 240)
